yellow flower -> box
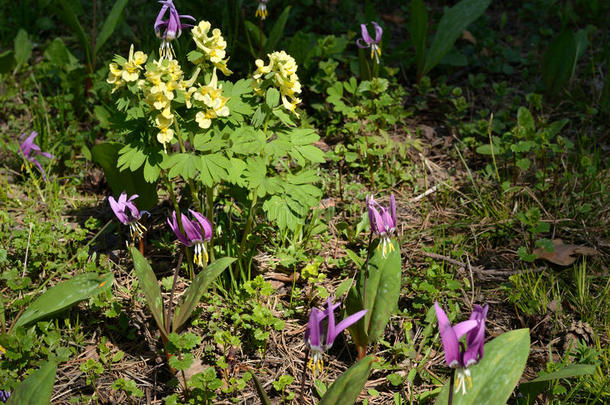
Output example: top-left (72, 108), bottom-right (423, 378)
top-left (191, 21), bottom-right (233, 75)
top-left (122, 44), bottom-right (147, 82)
top-left (253, 51), bottom-right (302, 116)
top-left (192, 69), bottom-right (230, 129)
top-left (157, 126), bottom-right (175, 146)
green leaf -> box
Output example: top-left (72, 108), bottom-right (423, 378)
top-left (94, 0), bottom-right (128, 55)
top-left (346, 239), bottom-right (402, 346)
top-left (434, 329), bottom-right (530, 405)
top-left (410, 0), bottom-right (428, 78)
top-left (319, 356), bottom-right (374, 405)
top-left (162, 153), bottom-right (200, 180)
top-left (6, 361), bottom-right (57, 405)
top-left (516, 158), bottom-right (530, 171)
top-left (517, 107), bottom-right (535, 134)
top-left (57, 0), bottom-right (91, 65)
top-left (0, 50), bottom-right (15, 74)
top-left (423, 0), bottom-right (491, 75)
top-left (541, 31), bottom-right (577, 95)
top-left (13, 29), bottom-right (33, 73)
top-left (91, 142), bottom-right (158, 210)
top-left (244, 21), bottom-right (267, 58)
top-left (264, 6), bottom-right (291, 54)
top-left (172, 257), bottom-right (235, 332)
top-left (251, 373), bottom-right (273, 405)
top-left (130, 247), bottom-right (166, 339)
top-left (199, 153), bottom-right (231, 187)
top-left (519, 364), bottom-right (597, 399)
top-left (15, 273), bottom-right (113, 328)
top-left (266, 87), bottom-right (280, 108)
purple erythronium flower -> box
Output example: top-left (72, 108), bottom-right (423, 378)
top-left (357, 21), bottom-right (382, 64)
top-left (0, 390), bottom-right (10, 403)
top-left (18, 131), bottom-right (54, 181)
top-left (305, 297), bottom-right (367, 375)
top-left (109, 192), bottom-right (150, 241)
top-left (255, 0), bottom-right (269, 20)
top-left (154, 0), bottom-right (195, 59)
top-left (434, 302), bottom-right (489, 395)
top-left (167, 209), bottom-right (212, 267)
top-left (367, 194), bottom-right (397, 257)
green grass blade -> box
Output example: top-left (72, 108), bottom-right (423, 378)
top-left (94, 0), bottom-right (129, 56)
top-left (57, 0), bottom-right (91, 66)
top-left (319, 355), bottom-right (374, 405)
top-left (423, 0), bottom-right (491, 75)
top-left (519, 363), bottom-right (597, 399)
top-left (264, 6), bottom-right (291, 54)
top-left (172, 257), bottom-right (235, 332)
top-left (14, 272), bottom-right (113, 329)
top-left (434, 328), bottom-right (530, 405)
top-left (410, 0), bottom-right (428, 80)
top-left (130, 247), bottom-right (166, 338)
top-left (6, 361), bottom-right (57, 405)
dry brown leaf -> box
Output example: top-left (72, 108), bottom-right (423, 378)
top-left (462, 30), bottom-right (477, 44)
top-left (533, 239), bottom-right (597, 266)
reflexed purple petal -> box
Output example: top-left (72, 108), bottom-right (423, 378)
top-left (435, 302), bottom-right (461, 367)
top-left (464, 304), bottom-right (488, 366)
top-left (306, 308), bottom-right (323, 347)
top-left (39, 151), bottom-right (54, 159)
top-left (180, 214), bottom-right (201, 243)
top-left (189, 209), bottom-right (213, 241)
top-left (325, 298), bottom-right (337, 347)
top-left (180, 14), bottom-right (195, 21)
top-left (356, 38), bottom-right (368, 49)
top-left (31, 158), bottom-right (47, 181)
top-left (155, 3), bottom-right (170, 35)
top-left (332, 309), bottom-right (367, 342)
top-left (360, 23), bottom-right (373, 45)
top-left (452, 320), bottom-right (478, 340)
top-left (168, 211), bottom-right (190, 245)
top-left (109, 196), bottom-right (128, 224)
top-left (372, 21), bottom-right (383, 43)
top-left (390, 194), bottom-right (396, 227)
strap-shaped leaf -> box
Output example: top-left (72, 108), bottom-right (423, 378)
top-left (130, 247), bottom-right (166, 338)
top-left (346, 239), bottom-right (402, 346)
top-left (319, 355), bottom-right (374, 405)
top-left (433, 328), bottom-right (530, 405)
top-left (172, 257), bottom-right (235, 332)
top-left (519, 363), bottom-right (597, 400)
top-left (7, 361), bottom-right (57, 405)
top-left (15, 272), bottom-right (113, 329)
top-left (57, 0), bottom-right (91, 66)
top-left (94, 0), bottom-right (129, 56)
top-left (423, 0), bottom-right (491, 75)
top-left (264, 6), bottom-right (291, 54)
top-left (410, 0), bottom-right (428, 78)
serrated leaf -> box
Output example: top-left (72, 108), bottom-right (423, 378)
top-left (6, 361), bottom-right (57, 405)
top-left (130, 247), bottom-right (166, 339)
top-left (172, 257), bottom-right (235, 332)
top-left (162, 153), bottom-right (200, 180)
top-left (94, 0), bottom-right (128, 55)
top-left (231, 127), bottom-right (265, 154)
top-left (516, 158), bottom-right (530, 171)
top-left (319, 356), bottom-right (374, 405)
top-left (517, 107), bottom-right (535, 134)
top-left (423, 0), bottom-right (491, 75)
top-left (434, 329), bottom-right (530, 405)
top-left (15, 273), bottom-right (113, 328)
top-left (244, 157), bottom-right (266, 189)
top-left (199, 153), bottom-right (230, 187)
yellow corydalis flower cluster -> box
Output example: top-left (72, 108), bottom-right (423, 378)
top-left (106, 45), bottom-right (148, 93)
top-left (253, 50), bottom-right (302, 116)
top-left (192, 68), bottom-right (230, 129)
top-left (139, 58), bottom-right (200, 148)
top-left (191, 21), bottom-right (232, 76)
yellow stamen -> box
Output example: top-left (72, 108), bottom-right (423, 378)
top-left (308, 357), bottom-right (324, 376)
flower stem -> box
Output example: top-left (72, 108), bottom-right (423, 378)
top-left (299, 348), bottom-right (310, 403)
top-left (206, 186), bottom-right (215, 262)
top-left (448, 368), bottom-right (455, 405)
top-left (164, 174), bottom-right (194, 279)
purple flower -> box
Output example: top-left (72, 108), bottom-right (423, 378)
top-left (167, 209), bottom-right (212, 266)
top-left (367, 194), bottom-right (397, 257)
top-left (434, 302), bottom-right (489, 394)
top-left (357, 22), bottom-right (382, 64)
top-left (18, 131), bottom-right (54, 181)
top-left (305, 297), bottom-right (367, 375)
top-left (0, 390), bottom-right (10, 403)
top-left (154, 0), bottom-right (195, 58)
top-left (109, 192), bottom-right (149, 241)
